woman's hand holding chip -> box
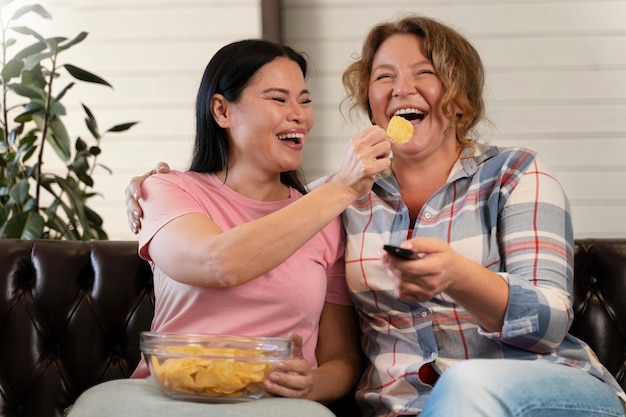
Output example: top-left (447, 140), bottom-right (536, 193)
top-left (263, 333), bottom-right (314, 399)
top-left (331, 125), bottom-right (392, 199)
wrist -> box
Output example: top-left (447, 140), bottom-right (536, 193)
top-left (323, 177), bottom-right (359, 201)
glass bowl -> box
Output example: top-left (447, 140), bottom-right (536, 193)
top-left (140, 332), bottom-right (291, 403)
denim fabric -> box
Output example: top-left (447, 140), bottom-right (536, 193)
top-left (420, 359), bottom-right (625, 417)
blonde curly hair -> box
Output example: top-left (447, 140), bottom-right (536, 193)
top-left (342, 15), bottom-right (486, 147)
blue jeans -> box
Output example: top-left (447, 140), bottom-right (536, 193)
top-left (421, 359), bottom-right (625, 417)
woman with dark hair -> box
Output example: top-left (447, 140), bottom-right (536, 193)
top-left (68, 38), bottom-right (392, 417)
top-left (188, 39), bottom-right (309, 194)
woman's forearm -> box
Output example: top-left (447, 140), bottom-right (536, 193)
top-left (151, 181), bottom-right (357, 287)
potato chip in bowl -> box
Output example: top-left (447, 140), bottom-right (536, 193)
top-left (141, 332), bottom-right (291, 402)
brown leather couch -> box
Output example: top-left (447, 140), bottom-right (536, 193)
top-left (0, 238), bottom-right (624, 417)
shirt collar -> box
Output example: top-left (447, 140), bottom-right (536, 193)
top-left (374, 142), bottom-right (500, 194)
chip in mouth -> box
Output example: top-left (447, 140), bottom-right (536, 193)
top-left (386, 115), bottom-right (414, 144)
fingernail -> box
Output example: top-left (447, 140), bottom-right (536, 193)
top-left (133, 209), bottom-right (139, 217)
top-left (133, 192), bottom-right (138, 200)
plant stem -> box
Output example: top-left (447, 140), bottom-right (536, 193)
top-left (1, 9), bottom-right (9, 141)
top-left (35, 50), bottom-right (58, 210)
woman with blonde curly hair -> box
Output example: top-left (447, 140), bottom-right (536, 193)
top-left (342, 14), bottom-right (625, 417)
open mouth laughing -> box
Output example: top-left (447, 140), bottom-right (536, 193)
top-left (394, 107), bottom-right (426, 122)
top-left (277, 133), bottom-right (304, 145)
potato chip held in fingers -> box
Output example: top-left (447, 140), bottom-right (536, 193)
top-left (386, 115), bottom-right (414, 144)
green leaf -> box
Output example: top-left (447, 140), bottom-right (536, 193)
top-left (23, 50), bottom-right (56, 71)
top-left (8, 179), bottom-right (30, 203)
top-left (22, 197), bottom-right (37, 211)
top-left (11, 4), bottom-right (52, 21)
top-left (4, 211), bottom-right (45, 239)
top-left (27, 99), bottom-right (66, 119)
top-left (85, 205), bottom-right (104, 228)
top-left (82, 103), bottom-right (96, 121)
top-left (82, 104), bottom-right (99, 138)
top-left (54, 175), bottom-right (90, 234)
top-left (14, 40), bottom-right (48, 60)
top-left (1, 58), bottom-right (24, 81)
top-left (107, 121), bottom-right (139, 133)
top-left (84, 205), bottom-right (107, 240)
top-left (12, 26), bottom-right (45, 43)
top-left (55, 82), bottom-right (75, 101)
top-left (57, 31), bottom-right (88, 53)
top-left (47, 118), bottom-right (71, 161)
top-left (14, 112), bottom-right (33, 123)
top-left (76, 171), bottom-right (94, 187)
top-left (45, 37), bottom-right (59, 52)
top-left (7, 127), bottom-right (20, 145)
top-left (18, 134), bottom-right (37, 148)
top-left (45, 214), bottom-right (73, 239)
top-left (24, 101), bottom-right (45, 116)
top-left (7, 83), bottom-right (45, 99)
top-left (18, 134), bottom-right (37, 162)
top-left (75, 137), bottom-right (87, 151)
top-left (22, 65), bottom-right (47, 89)
top-left (25, 163), bottom-right (39, 177)
top-left (64, 64), bottom-right (112, 88)
top-left (22, 147), bottom-right (36, 162)
top-left (47, 100), bottom-right (67, 118)
top-left (0, 200), bottom-right (7, 220)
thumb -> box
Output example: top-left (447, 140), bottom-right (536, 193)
top-left (288, 333), bottom-right (304, 359)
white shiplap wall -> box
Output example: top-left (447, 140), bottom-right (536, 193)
top-left (284, 0), bottom-right (626, 239)
top-left (16, 0), bottom-right (625, 239)
top-left (17, 0), bottom-right (262, 240)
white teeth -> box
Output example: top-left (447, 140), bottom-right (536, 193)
top-left (277, 133), bottom-right (304, 140)
top-left (394, 108), bottom-right (425, 116)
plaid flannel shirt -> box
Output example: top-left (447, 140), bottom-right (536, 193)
top-left (341, 143), bottom-right (624, 416)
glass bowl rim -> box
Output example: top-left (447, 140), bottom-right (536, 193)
top-left (140, 331), bottom-right (291, 360)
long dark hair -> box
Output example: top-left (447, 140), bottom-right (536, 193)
top-left (190, 39), bottom-right (309, 194)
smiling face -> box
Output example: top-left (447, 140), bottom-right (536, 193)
top-left (214, 57), bottom-right (314, 177)
top-left (368, 34), bottom-right (458, 155)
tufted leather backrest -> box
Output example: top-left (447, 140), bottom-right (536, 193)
top-left (0, 240), bottom-right (154, 417)
top-left (570, 239), bottom-right (626, 390)
top-left (0, 238), bottom-right (624, 417)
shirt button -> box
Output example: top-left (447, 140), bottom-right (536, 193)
top-left (431, 352), bottom-right (437, 359)
top-left (421, 311), bottom-right (428, 318)
top-left (424, 212), bottom-right (431, 219)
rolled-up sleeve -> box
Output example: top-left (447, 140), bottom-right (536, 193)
top-left (484, 155), bottom-right (574, 352)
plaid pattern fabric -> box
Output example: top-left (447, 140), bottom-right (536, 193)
top-left (342, 144), bottom-right (622, 416)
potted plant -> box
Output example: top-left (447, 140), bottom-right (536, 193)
top-left (0, 0), bottom-right (137, 240)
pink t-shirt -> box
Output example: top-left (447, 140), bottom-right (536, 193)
top-left (132, 171), bottom-right (350, 378)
